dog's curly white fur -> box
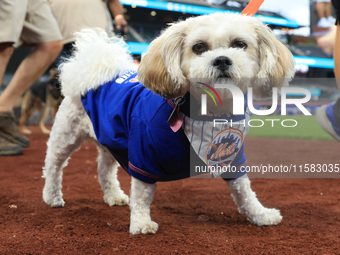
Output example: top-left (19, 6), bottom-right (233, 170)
top-left (42, 13), bottom-right (294, 234)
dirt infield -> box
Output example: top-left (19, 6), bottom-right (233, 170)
top-left (1, 126), bottom-right (339, 254)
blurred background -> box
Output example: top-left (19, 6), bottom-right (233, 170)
top-left (2, 0), bottom-right (338, 125)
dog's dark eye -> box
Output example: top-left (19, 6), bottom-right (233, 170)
top-left (231, 40), bottom-right (247, 49)
top-left (192, 43), bottom-right (208, 54)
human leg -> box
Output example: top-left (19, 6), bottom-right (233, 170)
top-left (0, 40), bottom-right (62, 112)
top-left (316, 1), bottom-right (333, 27)
top-left (0, 43), bottom-right (15, 87)
top-left (334, 23), bottom-right (340, 85)
top-left (0, 136), bottom-right (22, 156)
top-left (316, 2), bottom-right (327, 20)
top-left (0, 42), bottom-right (28, 154)
top-left (0, 0), bottom-right (62, 152)
top-left (0, 40), bottom-right (62, 149)
top-left (325, 2), bottom-right (332, 17)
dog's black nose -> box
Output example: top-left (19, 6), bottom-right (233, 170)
top-left (213, 56), bottom-right (232, 71)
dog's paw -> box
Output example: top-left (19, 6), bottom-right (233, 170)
top-left (43, 196), bottom-right (65, 208)
top-left (43, 190), bottom-right (65, 208)
top-left (247, 208), bottom-right (282, 226)
top-left (104, 193), bottom-right (129, 206)
top-left (129, 220), bottom-right (159, 235)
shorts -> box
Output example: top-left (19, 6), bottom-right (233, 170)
top-left (332, 0), bottom-right (340, 24)
top-left (49, 0), bottom-right (112, 44)
top-left (0, 0), bottom-right (62, 46)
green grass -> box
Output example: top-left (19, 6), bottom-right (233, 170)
top-left (247, 115), bottom-right (334, 140)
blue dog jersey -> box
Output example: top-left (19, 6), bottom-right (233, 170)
top-left (81, 71), bottom-right (247, 183)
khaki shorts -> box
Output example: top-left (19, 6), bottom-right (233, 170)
top-left (0, 0), bottom-right (62, 46)
top-left (49, 0), bottom-right (112, 44)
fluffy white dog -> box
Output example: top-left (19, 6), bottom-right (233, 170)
top-left (42, 13), bottom-right (294, 235)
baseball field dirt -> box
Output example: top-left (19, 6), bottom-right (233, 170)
top-left (1, 126), bottom-right (339, 254)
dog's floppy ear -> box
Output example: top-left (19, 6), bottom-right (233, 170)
top-left (254, 20), bottom-right (295, 86)
top-left (138, 23), bottom-right (187, 99)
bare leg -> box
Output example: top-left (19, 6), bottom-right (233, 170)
top-left (0, 43), bottom-right (23, 155)
top-left (0, 40), bottom-right (62, 112)
top-left (0, 43), bottom-right (15, 86)
top-left (325, 2), bottom-right (332, 18)
top-left (335, 25), bottom-right (340, 88)
top-left (316, 2), bottom-right (326, 19)
top-left (129, 177), bottom-right (159, 234)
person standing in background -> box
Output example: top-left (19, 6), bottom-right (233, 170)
top-left (315, 0), bottom-right (336, 27)
top-left (317, 0), bottom-right (340, 141)
top-left (48, 0), bottom-right (128, 64)
top-left (0, 0), bottom-right (63, 156)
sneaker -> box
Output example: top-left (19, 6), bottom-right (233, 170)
top-left (327, 16), bottom-right (336, 25)
top-left (316, 103), bottom-right (340, 141)
top-left (0, 111), bottom-right (30, 147)
top-left (317, 17), bottom-right (331, 28)
top-left (0, 136), bottom-right (23, 156)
